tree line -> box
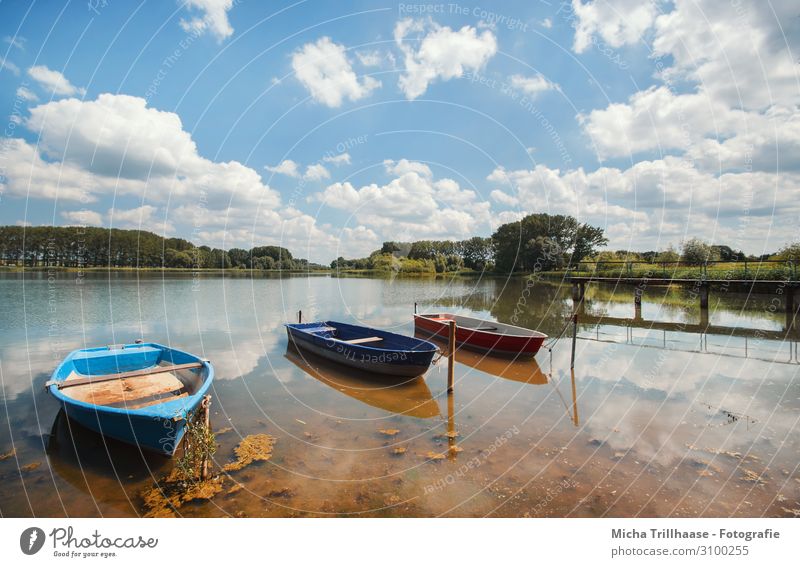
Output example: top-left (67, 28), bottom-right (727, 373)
top-left (330, 213), bottom-right (799, 275)
top-left (0, 226), bottom-right (326, 270)
top-left (331, 213), bottom-right (608, 274)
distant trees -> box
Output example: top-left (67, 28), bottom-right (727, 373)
top-left (491, 213), bottom-right (607, 273)
top-left (0, 225), bottom-right (323, 270)
top-left (772, 242), bottom-right (800, 262)
top-left (656, 245), bottom-right (680, 263)
top-left (681, 238), bottom-right (720, 265)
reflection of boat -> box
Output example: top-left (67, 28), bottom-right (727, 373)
top-left (284, 347), bottom-right (441, 418)
top-left (416, 331), bottom-right (548, 385)
top-left (285, 321), bottom-right (438, 377)
top-left (46, 409), bottom-right (171, 495)
top-left (46, 342), bottom-right (214, 455)
top-left (415, 313), bottom-right (548, 356)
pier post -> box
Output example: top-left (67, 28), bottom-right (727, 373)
top-left (447, 320), bottom-right (456, 393)
top-left (447, 392), bottom-right (457, 460)
top-left (571, 282), bottom-right (585, 303)
top-left (634, 288), bottom-right (643, 321)
top-left (787, 289), bottom-right (796, 332)
top-left (699, 284), bottom-right (709, 310)
top-left (570, 368), bottom-right (579, 427)
top-left (200, 395), bottom-right (211, 481)
top-left (570, 313), bottom-right (578, 370)
top-left (298, 310), bottom-right (302, 324)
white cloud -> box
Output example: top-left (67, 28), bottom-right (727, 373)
top-left (0, 92), bottom-right (420, 262)
top-left (652, 0), bottom-right (798, 110)
top-left (576, 1), bottom-right (800, 172)
top-left (291, 37), bottom-right (381, 108)
top-left (356, 50), bottom-right (383, 67)
top-left (395, 19), bottom-right (497, 100)
top-left (179, 0), bottom-right (235, 41)
top-left (27, 65), bottom-right (86, 97)
top-left (4, 35), bottom-right (25, 50)
top-left (265, 159), bottom-right (300, 178)
top-left (490, 189), bottom-right (518, 206)
top-left (109, 205), bottom-right (175, 234)
top-left (510, 73), bottom-right (559, 97)
top-left (322, 152), bottom-right (351, 166)
top-left (61, 209), bottom-right (104, 227)
top-left (312, 167), bottom-right (491, 242)
top-left (303, 163), bottom-right (330, 181)
top-left (487, 159), bottom-right (800, 253)
top-left (383, 158), bottom-right (432, 178)
top-left (1, 59), bottom-right (20, 76)
top-left (541, 18), bottom-right (553, 29)
top-left (571, 0), bottom-right (661, 53)
top-left (15, 86), bottom-right (38, 102)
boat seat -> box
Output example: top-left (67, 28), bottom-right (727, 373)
top-left (340, 336), bottom-right (383, 345)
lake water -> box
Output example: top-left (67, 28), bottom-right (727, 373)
top-left (0, 272), bottom-right (798, 517)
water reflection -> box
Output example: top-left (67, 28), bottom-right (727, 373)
top-left (45, 410), bottom-right (170, 513)
top-left (417, 330), bottom-right (548, 384)
top-left (284, 346), bottom-right (440, 419)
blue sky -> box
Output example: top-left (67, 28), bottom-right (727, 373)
top-left (1, 0), bottom-right (798, 262)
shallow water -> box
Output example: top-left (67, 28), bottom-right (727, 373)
top-left (0, 272), bottom-right (798, 517)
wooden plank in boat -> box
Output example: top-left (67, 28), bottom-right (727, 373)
top-left (63, 371), bottom-right (187, 407)
top-left (341, 336), bottom-right (383, 345)
top-left (48, 362), bottom-right (202, 389)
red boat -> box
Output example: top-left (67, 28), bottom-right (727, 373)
top-left (413, 313), bottom-right (548, 357)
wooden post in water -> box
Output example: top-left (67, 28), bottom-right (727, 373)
top-left (298, 310), bottom-right (302, 324)
top-left (447, 320), bottom-right (456, 393)
top-left (570, 313), bottom-right (578, 370)
top-left (570, 368), bottom-right (579, 427)
top-left (634, 287), bottom-right (643, 321)
top-left (414, 302), bottom-right (417, 314)
top-left (200, 395), bottom-right (211, 481)
top-left (699, 284), bottom-right (709, 310)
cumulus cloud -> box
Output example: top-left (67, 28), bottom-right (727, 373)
top-left (383, 158), bottom-right (432, 178)
top-left (312, 167), bottom-right (491, 242)
top-left (571, 0), bottom-right (662, 53)
top-left (0, 92), bottom-right (366, 261)
top-left (265, 159), bottom-right (300, 178)
top-left (395, 19), bottom-right (497, 100)
top-left (1, 59), bottom-right (20, 76)
top-left (303, 163), bottom-right (330, 181)
top-left (61, 209), bottom-right (103, 227)
top-left (15, 86), bottom-right (38, 102)
top-left (179, 0), bottom-right (235, 41)
top-left (487, 159), bottom-right (800, 252)
top-left (322, 152), bottom-right (351, 166)
top-left (291, 37), bottom-right (381, 107)
top-left (576, 0), bottom-right (800, 177)
top-left (27, 65), bottom-right (86, 97)
top-left (510, 73), bottom-right (559, 97)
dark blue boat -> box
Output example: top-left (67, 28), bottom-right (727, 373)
top-left (46, 342), bottom-right (214, 456)
top-left (285, 321), bottom-right (438, 377)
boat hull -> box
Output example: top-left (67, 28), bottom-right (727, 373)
top-left (60, 401), bottom-right (187, 455)
top-left (285, 321), bottom-right (437, 377)
top-left (414, 313), bottom-right (547, 356)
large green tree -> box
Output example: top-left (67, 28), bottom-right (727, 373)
top-left (491, 213), bottom-right (607, 273)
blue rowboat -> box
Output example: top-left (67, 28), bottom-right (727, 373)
top-left (285, 321), bottom-right (438, 377)
top-left (46, 342), bottom-right (213, 456)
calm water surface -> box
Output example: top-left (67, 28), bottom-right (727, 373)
top-left (0, 272), bottom-right (798, 517)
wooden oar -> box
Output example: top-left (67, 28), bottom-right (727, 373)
top-left (45, 362), bottom-right (203, 390)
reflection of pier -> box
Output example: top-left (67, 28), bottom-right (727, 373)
top-left (572, 297), bottom-right (799, 364)
top-left (570, 277), bottom-right (799, 337)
